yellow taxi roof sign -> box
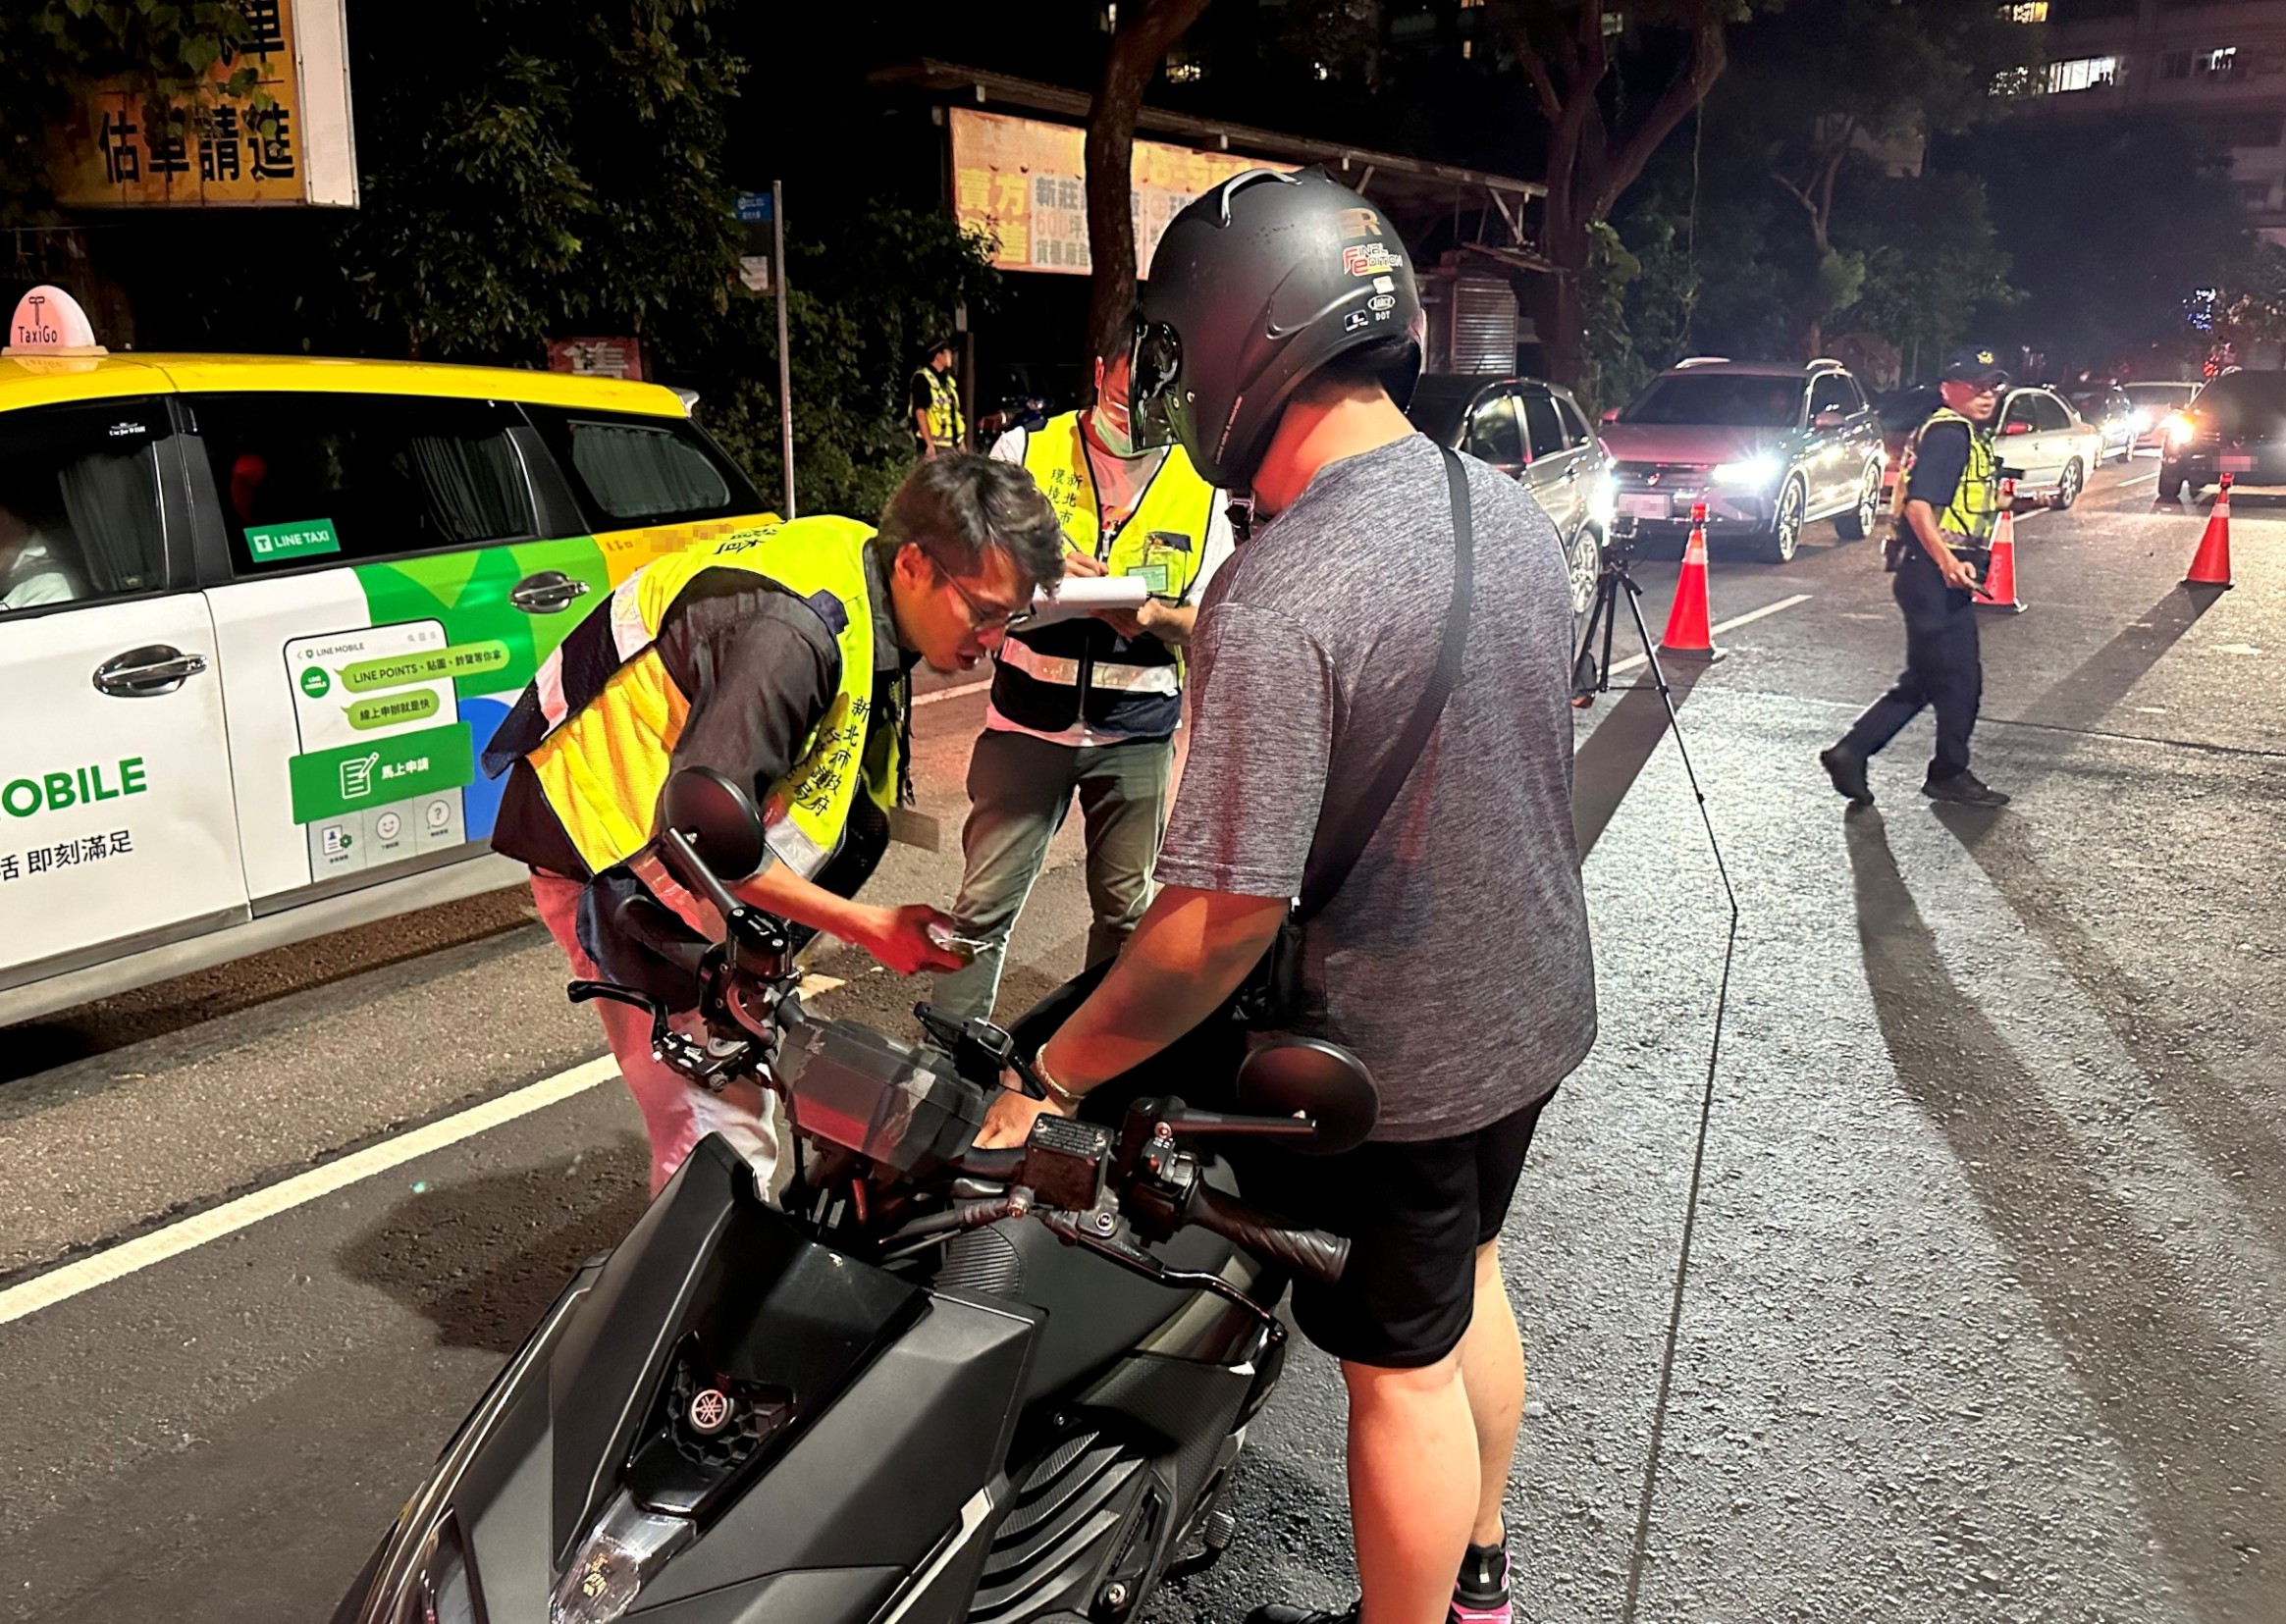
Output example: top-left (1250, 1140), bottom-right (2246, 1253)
top-left (4, 286), bottom-right (107, 358)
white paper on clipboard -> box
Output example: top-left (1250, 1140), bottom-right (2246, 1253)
top-left (1026, 574), bottom-right (1151, 627)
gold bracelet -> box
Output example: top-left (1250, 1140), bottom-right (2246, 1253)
top-left (1033, 1045), bottom-right (1087, 1112)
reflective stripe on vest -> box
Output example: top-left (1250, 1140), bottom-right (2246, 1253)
top-left (996, 636), bottom-right (1181, 695)
top-left (494, 516), bottom-right (884, 879)
top-left (919, 368), bottom-right (964, 445)
top-left (1891, 407), bottom-right (1999, 545)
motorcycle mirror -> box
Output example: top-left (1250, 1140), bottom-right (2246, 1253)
top-left (661, 766), bottom-right (766, 878)
top-left (1234, 1038), bottom-right (1379, 1157)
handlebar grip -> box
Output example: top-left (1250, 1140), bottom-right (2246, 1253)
top-left (1186, 1184), bottom-right (1350, 1285)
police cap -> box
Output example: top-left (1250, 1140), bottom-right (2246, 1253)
top-left (1940, 345), bottom-right (2010, 389)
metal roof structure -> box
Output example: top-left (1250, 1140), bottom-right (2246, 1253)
top-left (871, 58), bottom-right (1546, 247)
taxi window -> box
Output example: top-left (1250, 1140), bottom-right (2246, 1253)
top-left (525, 406), bottom-right (764, 528)
top-left (0, 397), bottom-right (168, 617)
top-left (188, 393), bottom-right (537, 572)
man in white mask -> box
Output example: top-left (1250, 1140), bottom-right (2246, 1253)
top-left (931, 321), bottom-right (1237, 1023)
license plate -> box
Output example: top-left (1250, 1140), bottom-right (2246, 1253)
top-left (1618, 493), bottom-right (1671, 521)
top-left (2221, 453), bottom-right (2257, 473)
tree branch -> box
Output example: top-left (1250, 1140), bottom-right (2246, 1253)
top-left (1586, 0), bottom-right (1728, 222)
top-left (1487, 0), bottom-right (1566, 125)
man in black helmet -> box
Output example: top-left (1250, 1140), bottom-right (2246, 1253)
top-left (977, 169), bottom-right (1597, 1624)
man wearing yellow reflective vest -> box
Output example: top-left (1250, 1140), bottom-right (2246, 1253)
top-left (485, 456), bottom-right (1065, 1192)
top-left (1823, 344), bottom-right (2052, 810)
top-left (930, 327), bottom-right (1236, 1023)
top-left (911, 337), bottom-right (966, 459)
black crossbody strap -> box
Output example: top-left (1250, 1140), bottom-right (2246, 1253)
top-left (1295, 445), bottom-right (1474, 922)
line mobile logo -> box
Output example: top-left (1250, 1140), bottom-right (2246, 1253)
top-left (2, 758), bottom-right (148, 817)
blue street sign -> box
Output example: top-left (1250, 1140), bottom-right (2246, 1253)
top-left (734, 191), bottom-right (773, 224)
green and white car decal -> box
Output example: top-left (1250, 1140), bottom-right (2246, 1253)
top-left (268, 538), bottom-right (610, 887)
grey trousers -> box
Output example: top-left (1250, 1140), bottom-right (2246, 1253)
top-left (930, 728), bottom-right (1175, 1023)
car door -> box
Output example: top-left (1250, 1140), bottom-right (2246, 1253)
top-left (1996, 391), bottom-right (2047, 489)
top-left (0, 393), bottom-right (250, 989)
top-left (1517, 388), bottom-right (1580, 538)
top-left (1805, 371), bottom-right (1860, 512)
top-left (186, 389), bottom-right (609, 905)
top-left (2035, 391), bottom-right (2085, 480)
top-left (1463, 389), bottom-right (1528, 484)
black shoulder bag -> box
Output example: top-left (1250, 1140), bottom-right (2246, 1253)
top-left (1227, 445), bottom-right (1476, 1029)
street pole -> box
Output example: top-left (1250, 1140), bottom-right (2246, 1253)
top-left (773, 179), bottom-right (795, 519)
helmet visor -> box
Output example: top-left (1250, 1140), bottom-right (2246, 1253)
top-left (1127, 320), bottom-right (1183, 455)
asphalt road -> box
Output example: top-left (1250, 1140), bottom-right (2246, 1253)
top-left (4, 452), bottom-right (2282, 1623)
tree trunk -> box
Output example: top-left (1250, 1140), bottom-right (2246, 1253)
top-left (1490, 0), bottom-right (1729, 395)
top-left (1085, 0), bottom-right (1213, 373)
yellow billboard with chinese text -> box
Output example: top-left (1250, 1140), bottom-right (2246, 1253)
top-left (51, 0), bottom-right (357, 208)
top-left (949, 108), bottom-right (1294, 277)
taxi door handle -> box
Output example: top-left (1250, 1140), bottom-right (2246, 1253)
top-left (510, 571), bottom-right (592, 614)
top-left (93, 644), bottom-right (209, 698)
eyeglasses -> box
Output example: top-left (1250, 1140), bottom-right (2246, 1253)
top-left (931, 555), bottom-right (1033, 633)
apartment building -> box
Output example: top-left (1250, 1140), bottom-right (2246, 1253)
top-left (2017, 0), bottom-right (2286, 239)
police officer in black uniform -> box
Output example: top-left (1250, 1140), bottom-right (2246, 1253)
top-left (1821, 345), bottom-right (2049, 810)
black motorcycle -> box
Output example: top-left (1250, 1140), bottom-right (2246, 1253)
top-left (333, 767), bottom-right (1373, 1624)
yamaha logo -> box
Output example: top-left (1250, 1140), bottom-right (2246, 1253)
top-left (688, 1388), bottom-right (735, 1436)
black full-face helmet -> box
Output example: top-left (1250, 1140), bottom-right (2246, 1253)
top-left (1128, 167), bottom-right (1425, 490)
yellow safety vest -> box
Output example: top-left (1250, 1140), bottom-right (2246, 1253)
top-left (1891, 407), bottom-right (1999, 546)
top-left (1020, 412), bottom-right (1217, 598)
top-left (917, 367), bottom-right (965, 448)
top-left (495, 517), bottom-right (892, 879)
top-left (992, 414), bottom-right (1219, 733)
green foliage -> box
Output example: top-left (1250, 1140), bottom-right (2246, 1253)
top-left (0, 1), bottom-right (259, 221)
top-left (1834, 168), bottom-right (2016, 376)
top-left (1954, 112), bottom-right (2249, 368)
top-left (336, 0), bottom-right (743, 360)
top-left (665, 206), bottom-right (1002, 520)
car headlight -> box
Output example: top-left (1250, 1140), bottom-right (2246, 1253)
top-left (2164, 413), bottom-right (2198, 446)
top-left (1710, 456), bottom-right (1781, 488)
top-left (2129, 408), bottom-right (2153, 432)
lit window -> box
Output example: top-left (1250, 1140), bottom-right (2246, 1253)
top-left (2006, 1), bottom-right (2048, 21)
top-left (2200, 45), bottom-right (2241, 79)
top-left (1164, 54), bottom-right (1205, 83)
top-left (2045, 54), bottom-right (2121, 92)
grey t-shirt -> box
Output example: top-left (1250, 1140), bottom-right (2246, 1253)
top-left (1155, 433), bottom-right (1596, 1140)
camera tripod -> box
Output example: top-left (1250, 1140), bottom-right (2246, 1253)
top-left (1569, 538), bottom-right (1671, 708)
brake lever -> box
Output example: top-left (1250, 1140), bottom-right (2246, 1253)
top-left (1038, 1209), bottom-right (1283, 1341)
top-left (912, 1002), bottom-right (1045, 1096)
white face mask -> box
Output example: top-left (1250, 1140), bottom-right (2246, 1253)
top-left (1090, 401), bottom-right (1138, 459)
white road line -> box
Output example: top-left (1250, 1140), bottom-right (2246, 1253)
top-left (1610, 592), bottom-right (1814, 676)
top-left (913, 678), bottom-right (991, 707)
top-left (0, 972), bottom-right (846, 1327)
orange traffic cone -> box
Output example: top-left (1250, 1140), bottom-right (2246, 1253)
top-left (2185, 472), bottom-right (2234, 589)
top-left (1975, 478), bottom-right (2025, 613)
top-left (1660, 503), bottom-right (1725, 661)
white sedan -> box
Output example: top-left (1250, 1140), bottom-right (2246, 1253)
top-left (1993, 385), bottom-right (2102, 508)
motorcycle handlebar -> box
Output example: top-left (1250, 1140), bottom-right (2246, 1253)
top-left (1184, 1183), bottom-right (1350, 1285)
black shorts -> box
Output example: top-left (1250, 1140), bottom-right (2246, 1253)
top-left (1240, 1092), bottom-right (1556, 1369)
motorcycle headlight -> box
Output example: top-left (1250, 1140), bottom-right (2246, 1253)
top-left (1710, 455), bottom-right (1781, 489)
top-left (550, 1493), bottom-right (694, 1624)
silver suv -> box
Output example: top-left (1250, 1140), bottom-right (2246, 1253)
top-left (1407, 373), bottom-right (1613, 616)
top-left (1598, 358), bottom-right (1887, 563)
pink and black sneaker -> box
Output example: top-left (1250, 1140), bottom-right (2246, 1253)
top-left (1450, 1538), bottom-right (1513, 1624)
